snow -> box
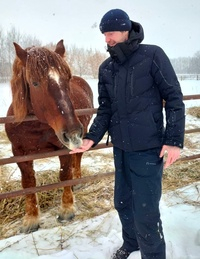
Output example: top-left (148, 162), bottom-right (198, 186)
top-left (0, 79), bottom-right (200, 258)
top-left (0, 183), bottom-right (199, 259)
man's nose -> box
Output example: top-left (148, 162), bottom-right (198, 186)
top-left (105, 35), bottom-right (110, 43)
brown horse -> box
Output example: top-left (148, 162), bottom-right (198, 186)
top-left (5, 40), bottom-right (93, 233)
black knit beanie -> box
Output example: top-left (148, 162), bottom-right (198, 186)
top-left (99, 9), bottom-right (132, 33)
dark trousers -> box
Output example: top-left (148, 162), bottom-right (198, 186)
top-left (113, 147), bottom-right (166, 259)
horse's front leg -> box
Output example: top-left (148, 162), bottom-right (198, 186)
top-left (18, 161), bottom-right (40, 233)
top-left (57, 154), bottom-right (81, 222)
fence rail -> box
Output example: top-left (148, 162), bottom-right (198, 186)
top-left (177, 74), bottom-right (200, 81)
top-left (0, 94), bottom-right (200, 200)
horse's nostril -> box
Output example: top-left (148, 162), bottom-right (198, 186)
top-left (80, 125), bottom-right (84, 138)
top-left (59, 128), bottom-right (84, 148)
top-left (63, 132), bottom-right (69, 142)
top-left (62, 130), bottom-right (82, 143)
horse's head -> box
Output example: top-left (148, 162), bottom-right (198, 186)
top-left (11, 40), bottom-right (84, 150)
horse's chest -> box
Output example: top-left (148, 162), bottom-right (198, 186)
top-left (6, 121), bottom-right (62, 150)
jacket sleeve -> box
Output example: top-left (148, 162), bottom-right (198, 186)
top-left (152, 47), bottom-right (185, 148)
top-left (84, 65), bottom-right (112, 145)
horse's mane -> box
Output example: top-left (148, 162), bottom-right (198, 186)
top-left (11, 47), bottom-right (72, 122)
top-left (11, 57), bottom-right (29, 122)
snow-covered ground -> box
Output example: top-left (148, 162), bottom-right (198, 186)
top-left (0, 79), bottom-right (200, 259)
top-left (0, 183), bottom-right (199, 259)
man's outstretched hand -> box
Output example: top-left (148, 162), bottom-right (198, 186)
top-left (159, 145), bottom-right (181, 169)
top-left (69, 139), bottom-right (94, 154)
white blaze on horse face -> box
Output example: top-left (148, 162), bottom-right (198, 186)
top-left (49, 69), bottom-right (60, 85)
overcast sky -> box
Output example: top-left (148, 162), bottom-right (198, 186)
top-left (0, 0), bottom-right (199, 59)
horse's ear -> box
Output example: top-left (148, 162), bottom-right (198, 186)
top-left (13, 42), bottom-right (27, 66)
top-left (55, 39), bottom-right (65, 57)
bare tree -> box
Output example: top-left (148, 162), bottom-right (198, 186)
top-left (190, 51), bottom-right (200, 74)
top-left (66, 45), bottom-right (88, 76)
top-left (5, 26), bottom-right (22, 75)
top-left (20, 34), bottom-right (41, 49)
top-left (87, 48), bottom-right (107, 78)
top-left (0, 27), bottom-right (7, 82)
top-left (0, 26), bottom-right (42, 82)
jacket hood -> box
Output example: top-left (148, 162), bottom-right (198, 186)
top-left (107, 21), bottom-right (144, 63)
top-left (128, 21), bottom-right (144, 43)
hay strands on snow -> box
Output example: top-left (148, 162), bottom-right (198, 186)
top-left (0, 171), bottom-right (114, 200)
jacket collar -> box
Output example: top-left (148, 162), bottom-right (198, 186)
top-left (107, 21), bottom-right (144, 64)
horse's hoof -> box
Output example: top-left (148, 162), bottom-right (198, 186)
top-left (20, 224), bottom-right (40, 234)
top-left (56, 213), bottom-right (75, 223)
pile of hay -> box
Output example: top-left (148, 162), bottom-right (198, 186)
top-left (187, 106), bottom-right (200, 118)
top-left (0, 150), bottom-right (115, 239)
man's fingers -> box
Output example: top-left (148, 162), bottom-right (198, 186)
top-left (69, 139), bottom-right (94, 154)
top-left (164, 156), bottom-right (178, 169)
top-left (159, 149), bottom-right (164, 158)
top-left (69, 148), bottom-right (85, 154)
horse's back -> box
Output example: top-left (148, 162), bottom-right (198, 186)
top-left (70, 76), bottom-right (93, 108)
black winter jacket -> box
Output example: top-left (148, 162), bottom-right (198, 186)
top-left (86, 21), bottom-right (185, 152)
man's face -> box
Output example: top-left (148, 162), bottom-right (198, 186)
top-left (103, 31), bottom-right (129, 47)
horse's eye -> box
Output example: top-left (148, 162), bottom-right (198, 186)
top-left (32, 82), bottom-right (39, 87)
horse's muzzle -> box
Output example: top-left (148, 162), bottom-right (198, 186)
top-left (57, 129), bottom-right (84, 150)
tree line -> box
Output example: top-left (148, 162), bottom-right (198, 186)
top-left (0, 26), bottom-right (200, 83)
top-left (171, 53), bottom-right (200, 75)
top-left (0, 26), bottom-right (107, 82)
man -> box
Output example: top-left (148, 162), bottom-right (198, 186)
top-left (70, 9), bottom-right (185, 259)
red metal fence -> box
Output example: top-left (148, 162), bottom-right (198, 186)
top-left (0, 94), bottom-right (200, 200)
